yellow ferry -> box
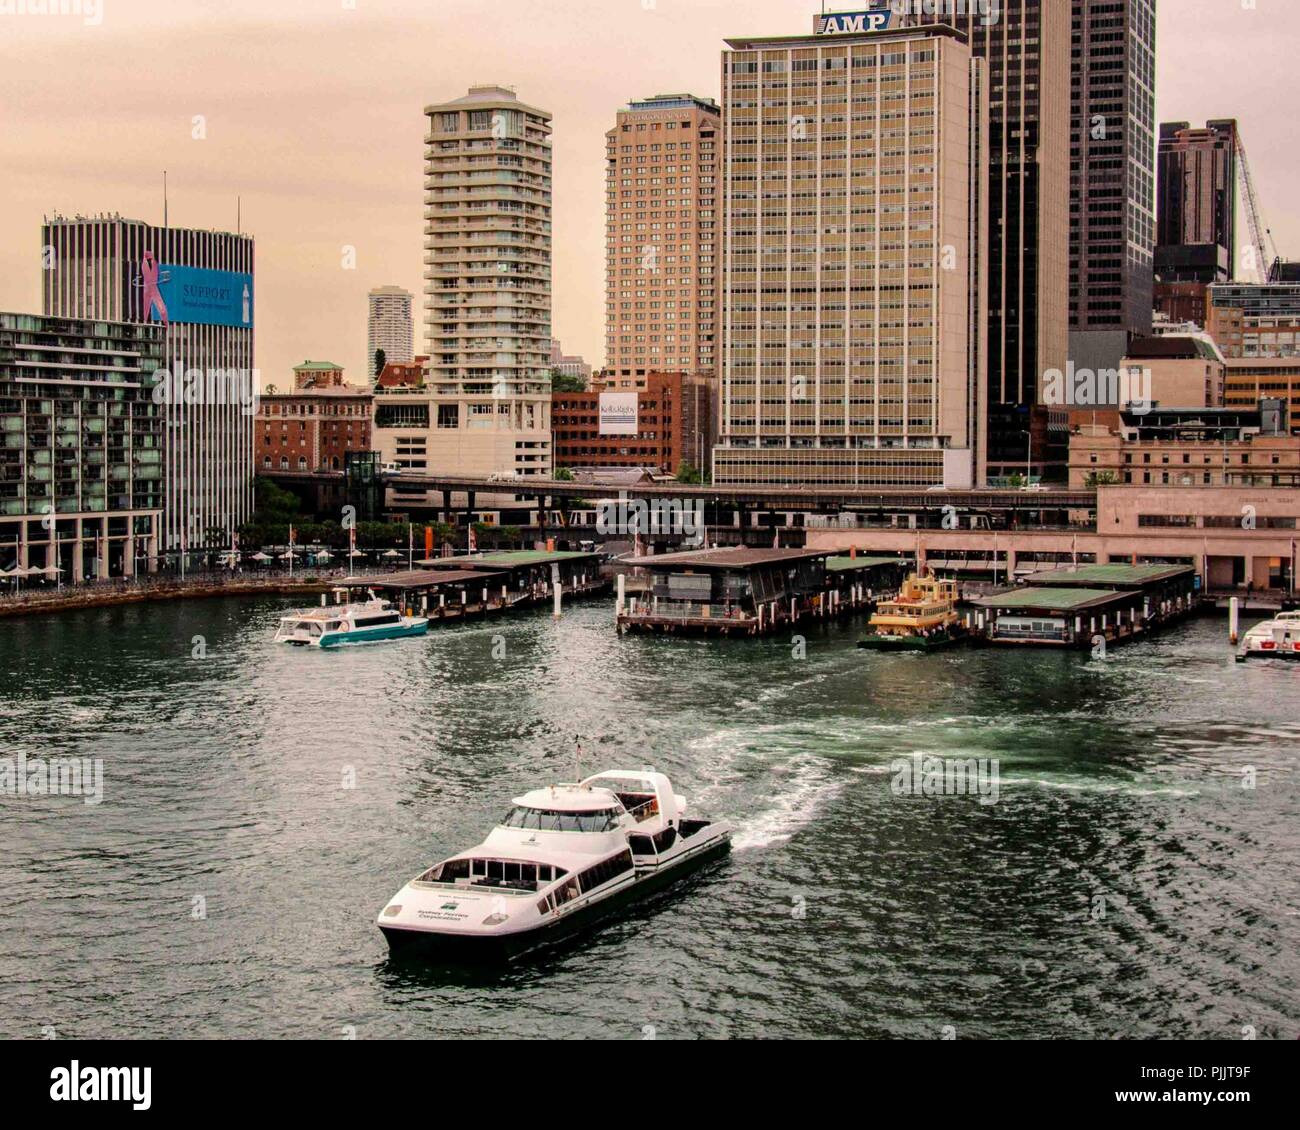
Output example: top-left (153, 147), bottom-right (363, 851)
top-left (857, 572), bottom-right (967, 652)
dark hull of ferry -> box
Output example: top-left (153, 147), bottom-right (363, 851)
top-left (857, 631), bottom-right (967, 653)
top-left (381, 833), bottom-right (731, 963)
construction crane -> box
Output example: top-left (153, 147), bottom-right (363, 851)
top-left (1236, 132), bottom-right (1281, 283)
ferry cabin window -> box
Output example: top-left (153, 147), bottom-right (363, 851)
top-left (353, 614), bottom-right (402, 627)
top-left (576, 851), bottom-right (635, 894)
top-left (501, 807), bottom-right (621, 832)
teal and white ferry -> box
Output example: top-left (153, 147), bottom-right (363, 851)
top-left (275, 591), bottom-right (429, 648)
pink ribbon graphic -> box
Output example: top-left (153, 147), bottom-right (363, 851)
top-left (140, 251), bottom-right (169, 327)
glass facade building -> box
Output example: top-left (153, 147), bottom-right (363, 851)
top-left (0, 312), bottom-right (164, 580)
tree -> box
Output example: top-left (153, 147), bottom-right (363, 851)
top-left (374, 348), bottom-right (387, 379)
top-left (549, 368), bottom-right (587, 393)
top-left (553, 467), bottom-right (575, 482)
top-left (1006, 473), bottom-right (1026, 489)
top-left (1085, 471), bottom-right (1119, 488)
top-left (676, 460), bottom-right (704, 485)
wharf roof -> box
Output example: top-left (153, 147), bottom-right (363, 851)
top-left (974, 588), bottom-right (1132, 613)
top-left (420, 550), bottom-right (596, 570)
top-left (340, 569), bottom-right (506, 589)
top-left (1021, 564), bottom-right (1194, 589)
top-left (825, 555), bottom-right (910, 573)
top-left (626, 546), bottom-right (830, 571)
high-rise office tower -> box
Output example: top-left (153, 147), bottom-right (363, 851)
top-left (908, 0), bottom-right (1071, 482)
top-left (367, 285), bottom-right (414, 377)
top-left (42, 214), bottom-right (255, 555)
top-left (713, 16), bottom-right (988, 488)
top-left (1069, 0), bottom-right (1158, 373)
top-left (1155, 120), bottom-right (1237, 282)
top-left (605, 93), bottom-right (721, 388)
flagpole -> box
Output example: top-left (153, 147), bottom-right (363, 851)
top-left (408, 522), bottom-right (413, 571)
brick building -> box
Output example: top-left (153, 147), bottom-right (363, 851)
top-left (257, 366), bottom-right (373, 473)
top-left (551, 370), bottom-right (714, 476)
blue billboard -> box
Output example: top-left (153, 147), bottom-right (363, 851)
top-left (149, 263), bottom-right (253, 329)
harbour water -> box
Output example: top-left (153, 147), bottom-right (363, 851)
top-left (0, 597), bottom-right (1296, 1039)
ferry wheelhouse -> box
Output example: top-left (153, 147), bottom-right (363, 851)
top-left (858, 572), bottom-right (966, 651)
top-left (1236, 610), bottom-right (1300, 661)
top-left (274, 590), bottom-right (429, 648)
top-left (377, 770), bottom-right (731, 959)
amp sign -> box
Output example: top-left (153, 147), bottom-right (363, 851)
top-left (816, 8), bottom-right (894, 34)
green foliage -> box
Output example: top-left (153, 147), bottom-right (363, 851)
top-left (676, 460), bottom-right (705, 485)
top-left (1085, 471), bottom-right (1119, 488)
top-left (553, 467), bottom-right (575, 481)
top-left (550, 369), bottom-right (587, 393)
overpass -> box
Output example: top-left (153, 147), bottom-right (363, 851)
top-left (264, 469), bottom-right (1096, 517)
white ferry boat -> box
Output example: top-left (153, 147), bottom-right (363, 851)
top-left (274, 592), bottom-right (429, 648)
top-left (377, 770), bottom-right (731, 959)
top-left (1236, 610), bottom-right (1300, 661)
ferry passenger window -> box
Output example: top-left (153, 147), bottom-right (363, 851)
top-left (487, 861), bottom-right (504, 881)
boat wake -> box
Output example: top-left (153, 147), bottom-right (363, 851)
top-left (730, 753), bottom-right (842, 852)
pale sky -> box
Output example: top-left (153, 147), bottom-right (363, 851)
top-left (2, 0), bottom-right (1297, 388)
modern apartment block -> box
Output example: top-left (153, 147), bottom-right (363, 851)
top-left (713, 17), bottom-right (988, 488)
top-left (401, 86), bottom-right (554, 515)
top-left (906, 0), bottom-right (1071, 482)
top-left (423, 86), bottom-right (552, 402)
top-left (1069, 0), bottom-right (1158, 373)
top-left (367, 285), bottom-right (414, 377)
top-left (41, 214), bottom-right (255, 555)
top-left (605, 93), bottom-right (721, 387)
top-left (0, 312), bottom-right (164, 580)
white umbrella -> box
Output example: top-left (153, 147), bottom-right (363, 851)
top-left (251, 552), bottom-right (272, 563)
top-left (278, 550), bottom-right (296, 561)
top-left (382, 550), bottom-right (401, 559)
top-left (315, 550), bottom-right (333, 562)
top-left (40, 565), bottom-right (63, 575)
top-left (348, 549), bottom-right (365, 558)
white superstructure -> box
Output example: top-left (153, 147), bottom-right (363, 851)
top-left (378, 769), bottom-right (731, 958)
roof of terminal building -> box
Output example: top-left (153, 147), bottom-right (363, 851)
top-left (627, 546), bottom-right (830, 571)
top-left (422, 551), bottom-right (596, 570)
top-left (825, 556), bottom-right (911, 572)
top-left (340, 569), bottom-right (506, 589)
top-left (974, 588), bottom-right (1132, 613)
top-left (1021, 564), bottom-right (1195, 589)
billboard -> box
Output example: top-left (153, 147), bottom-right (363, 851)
top-left (598, 392), bottom-right (639, 436)
top-left (148, 263), bottom-right (253, 329)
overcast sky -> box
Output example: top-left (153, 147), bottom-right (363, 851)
top-left (2, 0), bottom-right (1297, 386)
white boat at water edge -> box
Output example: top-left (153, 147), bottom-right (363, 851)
top-left (1236, 610), bottom-right (1300, 662)
top-left (274, 588), bottom-right (429, 648)
top-left (377, 769), bottom-right (731, 960)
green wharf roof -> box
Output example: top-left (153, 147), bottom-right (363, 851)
top-left (976, 587), bottom-right (1132, 612)
top-left (1022, 564), bottom-right (1194, 589)
top-left (825, 556), bottom-right (911, 572)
